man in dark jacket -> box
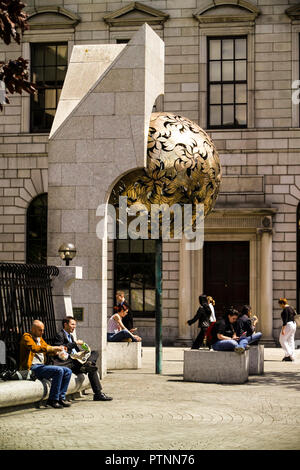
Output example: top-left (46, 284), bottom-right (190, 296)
top-left (187, 294), bottom-right (212, 349)
top-left (52, 316), bottom-right (112, 402)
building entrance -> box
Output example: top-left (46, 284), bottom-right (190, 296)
top-left (203, 241), bottom-right (250, 318)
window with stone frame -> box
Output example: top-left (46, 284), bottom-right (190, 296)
top-left (207, 36), bottom-right (247, 129)
top-left (297, 202), bottom-right (300, 314)
top-left (26, 193), bottom-right (48, 265)
top-left (30, 43), bottom-right (68, 133)
top-left (114, 239), bottom-right (156, 318)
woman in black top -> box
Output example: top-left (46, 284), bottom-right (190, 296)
top-left (278, 298), bottom-right (296, 362)
top-left (210, 308), bottom-right (245, 353)
top-left (187, 295), bottom-right (212, 349)
top-left (236, 305), bottom-right (262, 345)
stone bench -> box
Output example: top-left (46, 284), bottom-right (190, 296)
top-left (0, 372), bottom-right (91, 410)
top-left (107, 342), bottom-right (142, 370)
top-left (249, 345), bottom-right (264, 375)
top-left (183, 349), bottom-right (249, 384)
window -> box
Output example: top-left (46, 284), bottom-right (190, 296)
top-left (207, 37), bottom-right (247, 129)
top-left (26, 193), bottom-right (48, 264)
top-left (114, 239), bottom-right (157, 318)
top-left (297, 203), bottom-right (300, 314)
top-left (30, 43), bottom-right (68, 132)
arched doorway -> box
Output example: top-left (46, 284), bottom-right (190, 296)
top-left (109, 169), bottom-right (163, 371)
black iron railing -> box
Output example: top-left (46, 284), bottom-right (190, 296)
top-left (0, 263), bottom-right (59, 367)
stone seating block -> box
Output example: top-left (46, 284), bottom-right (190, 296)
top-left (107, 342), bottom-right (142, 370)
top-left (183, 349), bottom-right (249, 384)
top-left (0, 372), bottom-right (91, 409)
top-left (249, 345), bottom-right (264, 375)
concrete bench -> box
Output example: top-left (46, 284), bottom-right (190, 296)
top-left (249, 345), bottom-right (264, 375)
top-left (0, 372), bottom-right (91, 409)
top-left (107, 342), bottom-right (142, 370)
top-left (183, 349), bottom-right (249, 384)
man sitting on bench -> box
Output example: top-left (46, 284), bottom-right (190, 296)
top-left (52, 316), bottom-right (112, 402)
top-left (19, 320), bottom-right (72, 409)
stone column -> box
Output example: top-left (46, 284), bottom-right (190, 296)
top-left (175, 236), bottom-right (193, 346)
top-left (51, 266), bottom-right (83, 336)
top-left (259, 228), bottom-right (274, 345)
top-left (191, 247), bottom-right (204, 340)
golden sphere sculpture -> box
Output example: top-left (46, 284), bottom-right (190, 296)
top-left (146, 112), bottom-right (221, 215)
top-left (110, 112), bottom-right (222, 235)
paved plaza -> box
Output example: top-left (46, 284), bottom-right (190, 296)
top-left (1, 347), bottom-right (300, 451)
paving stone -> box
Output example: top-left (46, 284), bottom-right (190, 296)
top-left (0, 347), bottom-right (300, 450)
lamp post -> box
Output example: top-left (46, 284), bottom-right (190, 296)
top-left (58, 243), bottom-right (77, 266)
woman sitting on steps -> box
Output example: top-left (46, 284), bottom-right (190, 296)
top-left (107, 305), bottom-right (142, 343)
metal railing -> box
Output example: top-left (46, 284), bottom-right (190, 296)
top-left (0, 263), bottom-right (59, 367)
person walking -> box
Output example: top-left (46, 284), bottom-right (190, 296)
top-left (278, 298), bottom-right (297, 362)
top-left (207, 296), bottom-right (216, 323)
top-left (187, 294), bottom-right (211, 349)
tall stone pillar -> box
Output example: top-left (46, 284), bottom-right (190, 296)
top-left (175, 236), bottom-right (193, 346)
top-left (259, 228), bottom-right (275, 345)
top-left (47, 25), bottom-right (165, 375)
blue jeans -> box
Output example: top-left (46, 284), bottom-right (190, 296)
top-left (31, 364), bottom-right (72, 401)
top-left (212, 332), bottom-right (262, 351)
top-left (107, 330), bottom-right (136, 342)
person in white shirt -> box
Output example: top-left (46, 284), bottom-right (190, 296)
top-left (207, 296), bottom-right (216, 323)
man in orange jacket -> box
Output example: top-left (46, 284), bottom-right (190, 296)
top-left (20, 320), bottom-right (72, 409)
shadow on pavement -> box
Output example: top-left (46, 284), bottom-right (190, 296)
top-left (247, 371), bottom-right (300, 391)
top-left (166, 371), bottom-right (300, 391)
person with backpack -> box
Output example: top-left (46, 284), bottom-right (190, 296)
top-left (278, 297), bottom-right (297, 362)
top-left (187, 294), bottom-right (212, 349)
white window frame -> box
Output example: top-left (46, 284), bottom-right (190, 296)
top-left (291, 25), bottom-right (300, 128)
top-left (20, 4), bottom-right (80, 135)
top-left (199, 24), bottom-right (255, 130)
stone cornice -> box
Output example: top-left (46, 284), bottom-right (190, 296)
top-left (26, 6), bottom-right (81, 30)
top-left (103, 2), bottom-right (169, 27)
top-left (193, 0), bottom-right (260, 24)
top-left (286, 5), bottom-right (300, 21)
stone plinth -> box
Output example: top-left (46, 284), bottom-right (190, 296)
top-left (51, 266), bottom-right (83, 318)
top-left (0, 373), bottom-right (91, 409)
top-left (249, 345), bottom-right (264, 375)
top-left (183, 349), bottom-right (249, 384)
top-left (107, 342), bottom-right (142, 370)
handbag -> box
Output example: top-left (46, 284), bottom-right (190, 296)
top-left (294, 312), bottom-right (300, 328)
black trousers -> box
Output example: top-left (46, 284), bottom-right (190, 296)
top-left (191, 327), bottom-right (208, 349)
top-left (55, 350), bottom-right (102, 395)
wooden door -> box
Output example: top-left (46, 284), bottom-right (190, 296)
top-left (203, 241), bottom-right (249, 318)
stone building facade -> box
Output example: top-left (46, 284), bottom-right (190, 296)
top-left (0, 0), bottom-right (299, 352)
